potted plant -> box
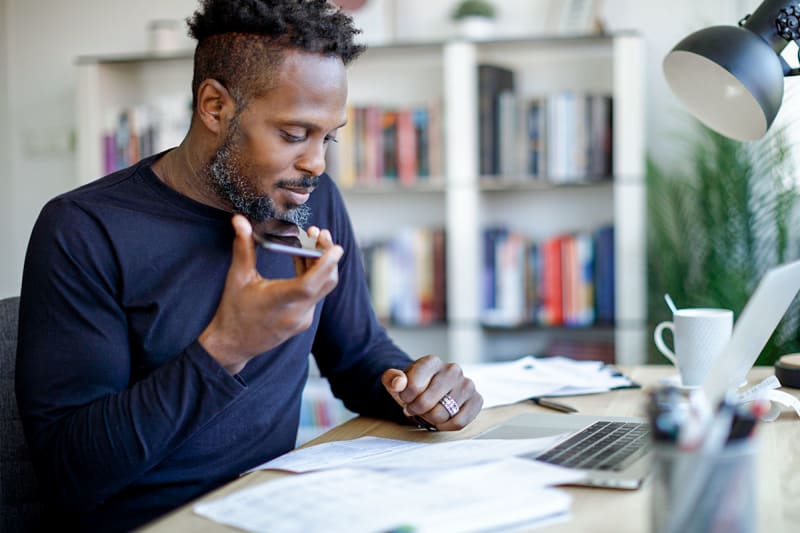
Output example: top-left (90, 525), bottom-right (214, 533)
top-left (647, 122), bottom-right (800, 365)
top-left (451, 0), bottom-right (497, 40)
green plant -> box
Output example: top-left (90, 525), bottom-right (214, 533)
top-left (451, 0), bottom-right (496, 20)
top-left (647, 122), bottom-right (800, 365)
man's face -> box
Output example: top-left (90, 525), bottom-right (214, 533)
top-left (205, 50), bottom-right (348, 231)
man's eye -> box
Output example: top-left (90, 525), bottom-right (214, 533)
top-left (282, 131), bottom-right (306, 142)
top-left (324, 135), bottom-right (338, 144)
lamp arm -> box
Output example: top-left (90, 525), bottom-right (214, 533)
top-left (741, 0), bottom-right (800, 77)
top-left (741, 0), bottom-right (800, 52)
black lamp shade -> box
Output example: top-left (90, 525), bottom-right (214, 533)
top-left (663, 25), bottom-right (785, 141)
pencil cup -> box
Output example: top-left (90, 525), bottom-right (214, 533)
top-left (651, 438), bottom-right (757, 533)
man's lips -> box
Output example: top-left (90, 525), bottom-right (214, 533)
top-left (280, 186), bottom-right (314, 206)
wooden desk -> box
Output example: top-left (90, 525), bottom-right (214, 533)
top-left (140, 366), bottom-right (800, 532)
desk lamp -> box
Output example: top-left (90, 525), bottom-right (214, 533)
top-left (663, 0), bottom-right (800, 141)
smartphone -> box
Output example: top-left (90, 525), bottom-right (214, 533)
top-left (253, 232), bottom-right (323, 258)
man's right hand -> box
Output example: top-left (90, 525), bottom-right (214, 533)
top-left (199, 214), bottom-right (343, 374)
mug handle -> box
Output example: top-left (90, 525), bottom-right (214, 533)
top-left (653, 321), bottom-right (677, 366)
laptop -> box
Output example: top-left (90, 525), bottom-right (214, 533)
top-left (477, 258), bottom-right (800, 490)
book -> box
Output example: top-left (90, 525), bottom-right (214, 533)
top-left (594, 225), bottom-right (615, 324)
top-left (478, 65), bottom-right (515, 177)
top-left (525, 97), bottom-right (546, 178)
top-left (431, 228), bottom-right (447, 322)
top-left (396, 108), bottom-right (417, 185)
top-left (539, 236), bottom-right (565, 325)
top-left (413, 106), bottom-right (430, 179)
top-left (498, 231), bottom-right (528, 325)
top-left (561, 234), bottom-right (577, 325)
top-left (361, 228), bottom-right (447, 327)
top-left (415, 228), bottom-right (434, 324)
top-left (427, 100), bottom-right (443, 181)
top-left (587, 94), bottom-right (613, 179)
top-left (526, 242), bottom-right (542, 323)
top-left (498, 91), bottom-right (520, 178)
top-left (381, 109), bottom-right (398, 179)
top-left (575, 232), bottom-right (596, 326)
top-left (482, 227), bottom-right (508, 314)
top-left (364, 106), bottom-right (384, 182)
top-left (336, 106), bottom-right (357, 187)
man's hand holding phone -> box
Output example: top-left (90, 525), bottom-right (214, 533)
top-left (199, 214), bottom-right (343, 375)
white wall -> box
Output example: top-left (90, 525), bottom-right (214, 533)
top-left (2, 0), bottom-right (197, 298)
top-left (0, 0), bottom-right (11, 297)
top-left (0, 0), bottom-right (768, 296)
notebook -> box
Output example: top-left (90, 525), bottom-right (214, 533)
top-left (477, 258), bottom-right (800, 490)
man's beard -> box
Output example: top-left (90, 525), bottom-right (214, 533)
top-left (205, 129), bottom-right (317, 225)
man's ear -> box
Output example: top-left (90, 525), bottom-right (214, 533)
top-left (195, 79), bottom-right (236, 135)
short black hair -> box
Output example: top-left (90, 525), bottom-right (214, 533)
top-left (186, 0), bottom-right (365, 110)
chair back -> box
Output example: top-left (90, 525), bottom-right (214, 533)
top-left (0, 296), bottom-right (46, 532)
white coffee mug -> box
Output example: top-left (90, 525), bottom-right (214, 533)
top-left (653, 308), bottom-right (733, 387)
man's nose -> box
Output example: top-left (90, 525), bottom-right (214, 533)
top-left (296, 141), bottom-right (327, 177)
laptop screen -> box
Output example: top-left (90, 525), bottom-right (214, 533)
top-left (703, 259), bottom-right (800, 404)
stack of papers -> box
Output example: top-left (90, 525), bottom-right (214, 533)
top-left (193, 355), bottom-right (635, 532)
top-left (196, 436), bottom-right (586, 533)
top-left (195, 465), bottom-right (574, 533)
top-left (461, 355), bottom-right (637, 408)
top-left (249, 435), bottom-right (565, 473)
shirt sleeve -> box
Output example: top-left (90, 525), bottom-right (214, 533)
top-left (310, 180), bottom-right (414, 423)
top-left (15, 198), bottom-right (246, 511)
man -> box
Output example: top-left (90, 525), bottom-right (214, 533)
top-left (15, 1), bottom-right (482, 531)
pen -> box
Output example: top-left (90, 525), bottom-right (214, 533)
top-left (411, 415), bottom-right (439, 431)
top-left (532, 397), bottom-right (578, 414)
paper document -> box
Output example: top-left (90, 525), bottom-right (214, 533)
top-left (196, 459), bottom-right (583, 533)
top-left (250, 435), bottom-right (563, 473)
top-left (461, 355), bottom-right (637, 408)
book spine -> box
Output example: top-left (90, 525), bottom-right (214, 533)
top-left (413, 106), bottom-right (430, 178)
top-left (594, 225), bottom-right (615, 324)
top-left (381, 109), bottom-right (398, 180)
top-left (540, 236), bottom-right (564, 325)
top-left (415, 228), bottom-right (434, 324)
top-left (498, 91), bottom-right (519, 178)
top-left (432, 228), bottom-right (447, 322)
top-left (526, 97), bottom-right (545, 178)
top-left (478, 64), bottom-right (515, 177)
top-left (577, 232), bottom-right (596, 326)
top-left (427, 100), bottom-right (443, 181)
top-left (337, 106), bottom-right (357, 188)
top-left (396, 108), bottom-right (417, 185)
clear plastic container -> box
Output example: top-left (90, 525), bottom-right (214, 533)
top-left (651, 438), bottom-right (756, 533)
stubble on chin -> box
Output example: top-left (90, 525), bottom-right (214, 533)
top-left (205, 142), bottom-right (312, 226)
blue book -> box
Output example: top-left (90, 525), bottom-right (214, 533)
top-left (594, 225), bottom-right (615, 323)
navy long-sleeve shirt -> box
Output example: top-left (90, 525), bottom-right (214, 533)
top-left (15, 153), bottom-right (412, 531)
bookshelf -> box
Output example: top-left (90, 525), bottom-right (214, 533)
top-left (76, 33), bottom-right (646, 366)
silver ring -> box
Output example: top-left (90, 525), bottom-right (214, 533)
top-left (439, 394), bottom-right (460, 418)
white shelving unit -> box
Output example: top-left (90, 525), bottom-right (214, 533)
top-left (77, 51), bottom-right (194, 183)
top-left (76, 33), bottom-right (646, 366)
top-left (341, 34), bottom-right (646, 365)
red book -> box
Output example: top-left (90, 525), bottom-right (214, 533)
top-left (561, 235), bottom-right (578, 326)
top-left (396, 109), bottom-right (417, 185)
top-left (540, 236), bottom-right (564, 326)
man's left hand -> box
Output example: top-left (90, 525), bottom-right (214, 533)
top-left (381, 355), bottom-right (483, 431)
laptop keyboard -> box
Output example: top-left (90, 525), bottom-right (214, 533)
top-left (535, 421), bottom-right (650, 471)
